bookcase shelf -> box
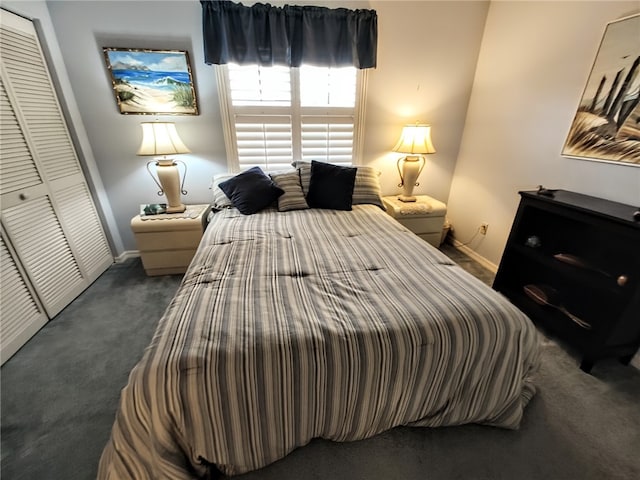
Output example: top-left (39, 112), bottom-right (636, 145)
top-left (493, 190), bottom-right (640, 373)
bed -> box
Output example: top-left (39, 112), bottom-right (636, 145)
top-left (98, 165), bottom-right (539, 479)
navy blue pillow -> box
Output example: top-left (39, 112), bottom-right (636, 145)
top-left (219, 166), bottom-right (284, 215)
top-left (306, 160), bottom-right (357, 211)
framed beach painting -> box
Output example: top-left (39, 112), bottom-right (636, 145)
top-left (561, 13), bottom-right (640, 166)
top-left (103, 48), bottom-right (198, 115)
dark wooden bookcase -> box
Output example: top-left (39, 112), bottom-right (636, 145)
top-left (493, 190), bottom-right (640, 372)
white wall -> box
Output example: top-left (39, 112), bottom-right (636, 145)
top-left (447, 1), bottom-right (640, 269)
top-left (365, 1), bottom-right (489, 202)
top-left (46, 0), bottom-right (227, 255)
top-left (43, 0), bottom-right (489, 253)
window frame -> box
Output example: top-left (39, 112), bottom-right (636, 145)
top-left (216, 64), bottom-right (368, 173)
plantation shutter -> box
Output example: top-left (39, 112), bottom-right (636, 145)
top-left (228, 64), bottom-right (291, 106)
top-left (235, 116), bottom-right (293, 171)
top-left (301, 116), bottom-right (354, 166)
top-left (299, 66), bottom-right (355, 166)
top-left (219, 63), bottom-right (364, 172)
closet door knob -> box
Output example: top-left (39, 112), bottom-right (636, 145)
top-left (19, 193), bottom-right (28, 201)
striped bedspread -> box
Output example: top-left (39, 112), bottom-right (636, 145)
top-left (98, 205), bottom-right (539, 479)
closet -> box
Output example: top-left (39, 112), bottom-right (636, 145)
top-left (0, 10), bottom-right (113, 364)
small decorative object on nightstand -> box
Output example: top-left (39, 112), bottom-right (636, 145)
top-left (382, 195), bottom-right (447, 247)
top-left (131, 204), bottom-right (211, 276)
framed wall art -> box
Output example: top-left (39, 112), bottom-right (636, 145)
top-left (103, 48), bottom-right (198, 115)
top-left (561, 13), bottom-right (639, 166)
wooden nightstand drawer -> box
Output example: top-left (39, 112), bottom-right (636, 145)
top-left (396, 216), bottom-right (445, 235)
top-left (382, 195), bottom-right (447, 247)
top-left (134, 231), bottom-right (203, 251)
top-left (140, 249), bottom-right (198, 271)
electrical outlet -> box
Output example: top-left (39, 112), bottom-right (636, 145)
top-left (479, 223), bottom-right (489, 235)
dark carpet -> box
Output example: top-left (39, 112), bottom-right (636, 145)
top-left (2, 246), bottom-right (639, 480)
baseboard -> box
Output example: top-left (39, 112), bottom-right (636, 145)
top-left (114, 250), bottom-right (140, 263)
top-left (447, 238), bottom-right (498, 274)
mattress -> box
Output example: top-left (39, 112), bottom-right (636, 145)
top-left (98, 205), bottom-right (539, 479)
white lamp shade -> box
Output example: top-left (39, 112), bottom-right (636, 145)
top-left (137, 122), bottom-right (190, 156)
top-left (392, 124), bottom-right (436, 154)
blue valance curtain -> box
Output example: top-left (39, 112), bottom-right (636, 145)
top-left (201, 0), bottom-right (377, 69)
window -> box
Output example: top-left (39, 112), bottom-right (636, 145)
top-left (217, 64), bottom-right (366, 172)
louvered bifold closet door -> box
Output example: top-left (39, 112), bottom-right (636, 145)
top-left (2, 196), bottom-right (84, 317)
top-left (0, 231), bottom-right (47, 364)
top-left (55, 183), bottom-right (112, 275)
top-left (0, 79), bottom-right (42, 194)
top-left (0, 11), bottom-right (112, 329)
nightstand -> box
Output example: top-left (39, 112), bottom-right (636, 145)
top-left (382, 195), bottom-right (447, 247)
top-left (131, 204), bottom-right (211, 276)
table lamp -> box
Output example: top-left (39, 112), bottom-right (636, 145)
top-left (137, 122), bottom-right (190, 213)
top-left (392, 123), bottom-right (436, 202)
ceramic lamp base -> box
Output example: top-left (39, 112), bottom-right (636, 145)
top-left (154, 159), bottom-right (186, 213)
top-left (397, 155), bottom-right (426, 202)
top-left (165, 204), bottom-right (186, 213)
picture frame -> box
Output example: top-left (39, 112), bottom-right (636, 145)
top-left (103, 48), bottom-right (198, 115)
top-left (561, 13), bottom-right (639, 166)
